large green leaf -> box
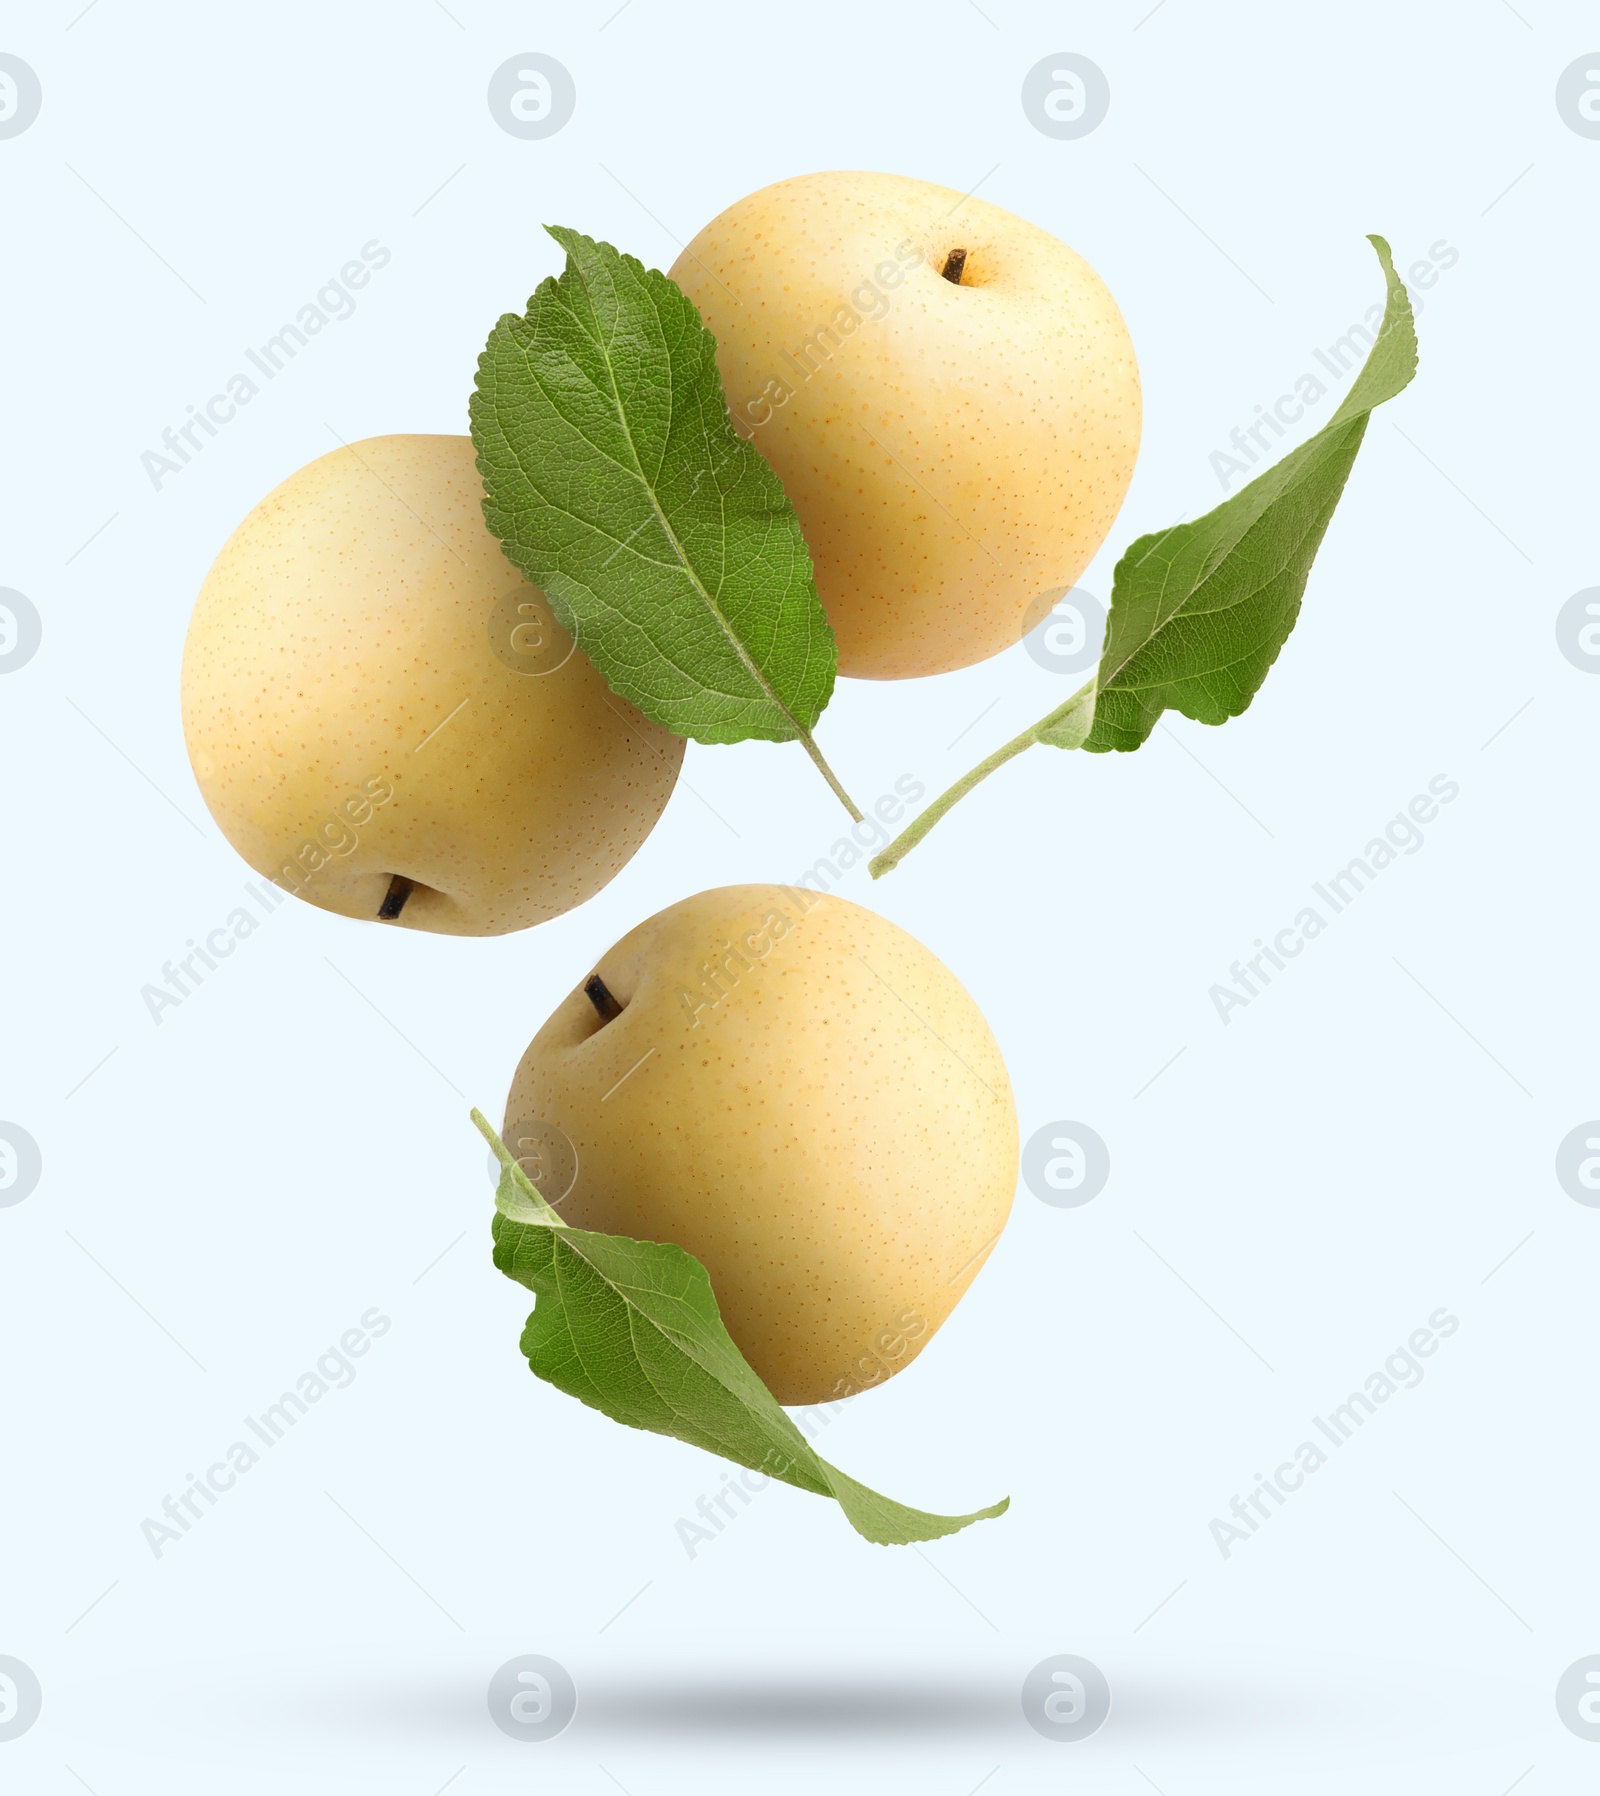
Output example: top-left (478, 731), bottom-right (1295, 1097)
top-left (476, 1113), bottom-right (1007, 1547)
top-left (470, 228), bottom-right (838, 748)
top-left (1079, 234), bottom-right (1417, 752)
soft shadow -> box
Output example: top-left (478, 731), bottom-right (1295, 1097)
top-left (576, 1671), bottom-right (1017, 1740)
top-left (157, 1659), bottom-right (1394, 1752)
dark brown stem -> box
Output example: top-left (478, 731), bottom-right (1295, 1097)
top-left (941, 247), bottom-right (968, 285)
top-left (584, 973), bottom-right (623, 1024)
top-left (377, 875), bottom-right (415, 920)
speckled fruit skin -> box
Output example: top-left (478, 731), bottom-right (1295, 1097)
top-left (181, 435), bottom-right (683, 936)
top-left (504, 884), bottom-right (1018, 1405)
top-left (670, 170), bottom-right (1141, 680)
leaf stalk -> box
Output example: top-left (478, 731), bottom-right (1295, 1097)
top-left (870, 677), bottom-right (1095, 877)
top-left (799, 730), bottom-right (865, 822)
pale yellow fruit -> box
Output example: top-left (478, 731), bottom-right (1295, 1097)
top-left (504, 883), bottom-right (1017, 1405)
top-left (671, 170), bottom-right (1141, 680)
top-left (181, 434), bottom-right (683, 936)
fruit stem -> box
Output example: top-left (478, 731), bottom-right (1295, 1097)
top-left (941, 248), bottom-right (968, 285)
top-left (869, 677), bottom-right (1096, 877)
top-left (798, 729), bottom-right (865, 823)
top-left (584, 974), bottom-right (623, 1023)
top-left (377, 875), bottom-right (414, 920)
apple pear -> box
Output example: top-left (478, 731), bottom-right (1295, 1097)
top-left (181, 435), bottom-right (684, 935)
top-left (503, 883), bottom-right (1018, 1405)
top-left (670, 170), bottom-right (1141, 679)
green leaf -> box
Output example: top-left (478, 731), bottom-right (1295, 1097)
top-left (474, 1111), bottom-right (1007, 1547)
top-left (470, 227), bottom-right (839, 750)
top-left (1081, 234), bottom-right (1417, 752)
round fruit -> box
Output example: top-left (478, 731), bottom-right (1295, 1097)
top-left (503, 883), bottom-right (1018, 1405)
top-left (181, 435), bottom-right (684, 935)
top-left (671, 170), bottom-right (1141, 680)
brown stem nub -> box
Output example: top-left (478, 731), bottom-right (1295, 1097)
top-left (941, 247), bottom-right (968, 285)
top-left (584, 973), bottom-right (624, 1024)
top-left (377, 875), bottom-right (415, 921)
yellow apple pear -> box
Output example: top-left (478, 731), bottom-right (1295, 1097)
top-left (671, 170), bottom-right (1141, 679)
top-left (181, 434), bottom-right (684, 935)
top-left (503, 883), bottom-right (1018, 1405)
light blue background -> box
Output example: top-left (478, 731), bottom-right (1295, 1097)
top-left (1, 2), bottom-right (1594, 1789)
